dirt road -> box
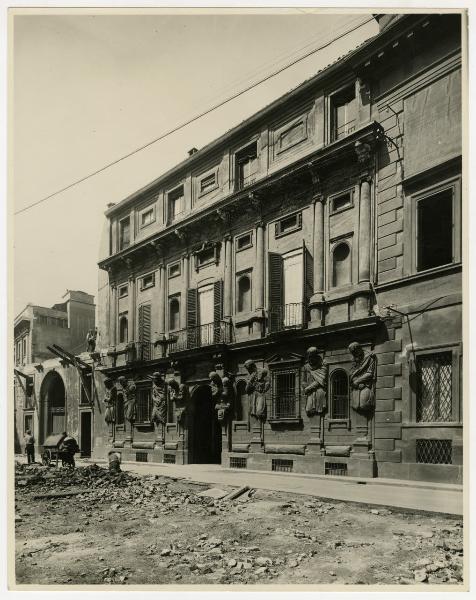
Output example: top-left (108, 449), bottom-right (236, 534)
top-left (14, 463), bottom-right (464, 586)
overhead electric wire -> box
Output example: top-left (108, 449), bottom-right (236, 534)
top-left (14, 16), bottom-right (374, 217)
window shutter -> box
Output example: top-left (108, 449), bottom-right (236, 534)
top-left (138, 304), bottom-right (151, 360)
top-left (268, 252), bottom-right (283, 333)
top-left (213, 280), bottom-right (224, 343)
top-left (213, 280), bottom-right (223, 322)
top-left (303, 241), bottom-right (314, 326)
top-left (186, 288), bottom-right (198, 349)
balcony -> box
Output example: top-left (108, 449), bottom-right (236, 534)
top-left (268, 302), bottom-right (305, 334)
top-left (169, 321), bottom-right (233, 353)
top-left (106, 341), bottom-right (156, 368)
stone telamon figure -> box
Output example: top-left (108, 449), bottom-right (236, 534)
top-left (302, 347), bottom-right (328, 417)
top-left (169, 379), bottom-right (188, 424)
top-left (209, 371), bottom-right (233, 423)
top-left (103, 378), bottom-right (116, 425)
top-left (86, 328), bottom-right (98, 353)
top-left (151, 372), bottom-right (167, 426)
top-left (117, 376), bottom-right (137, 423)
top-left (244, 359), bottom-right (269, 421)
top-left (348, 342), bottom-right (377, 413)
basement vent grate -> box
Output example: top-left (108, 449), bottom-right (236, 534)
top-left (325, 462), bottom-right (348, 476)
top-left (272, 459), bottom-right (293, 473)
top-left (230, 457), bottom-right (247, 469)
top-left (163, 453), bottom-right (176, 464)
top-left (135, 452), bottom-right (148, 463)
top-left (416, 439), bottom-right (452, 464)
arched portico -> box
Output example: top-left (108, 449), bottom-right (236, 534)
top-left (39, 370), bottom-right (66, 443)
top-left (188, 384), bottom-right (221, 464)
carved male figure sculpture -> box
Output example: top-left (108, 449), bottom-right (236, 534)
top-left (86, 328), bottom-right (98, 353)
top-left (117, 376), bottom-right (136, 424)
top-left (168, 378), bottom-right (189, 426)
top-left (302, 347), bottom-right (328, 417)
top-left (209, 371), bottom-right (232, 423)
top-left (103, 378), bottom-right (116, 426)
top-left (151, 372), bottom-right (167, 427)
top-left (244, 359), bottom-right (269, 421)
top-left (348, 342), bottom-right (377, 412)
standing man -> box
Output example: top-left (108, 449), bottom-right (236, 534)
top-left (24, 429), bottom-right (35, 464)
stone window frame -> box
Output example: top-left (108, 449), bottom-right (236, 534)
top-left (140, 271), bottom-right (156, 291)
top-left (274, 210), bottom-right (303, 239)
top-left (267, 356), bottom-right (303, 424)
top-left (235, 269), bottom-right (253, 314)
top-left (118, 215), bottom-right (131, 251)
top-left (327, 80), bottom-right (357, 143)
top-left (135, 383), bottom-right (153, 425)
top-left (193, 242), bottom-right (220, 272)
top-left (118, 311), bottom-right (129, 344)
top-left (273, 112), bottom-right (309, 157)
top-left (235, 230), bottom-right (253, 253)
top-left (408, 342), bottom-right (461, 425)
top-left (328, 367), bottom-right (351, 425)
top-left (168, 293), bottom-right (181, 332)
top-left (329, 186), bottom-right (355, 215)
top-left (329, 233), bottom-right (353, 290)
top-left (233, 140), bottom-right (259, 191)
top-left (406, 174), bottom-right (461, 277)
top-left (168, 260), bottom-right (182, 279)
top-left (118, 284), bottom-right (128, 299)
top-left (138, 204), bottom-right (156, 230)
top-left (197, 166), bottom-right (219, 199)
top-left (167, 184), bottom-right (185, 224)
top-left (23, 411), bottom-right (34, 437)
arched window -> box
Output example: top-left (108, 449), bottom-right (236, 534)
top-left (119, 315), bottom-right (128, 343)
top-left (332, 242), bottom-right (351, 288)
top-left (169, 297), bottom-right (180, 331)
top-left (237, 275), bottom-right (251, 313)
top-left (330, 370), bottom-right (349, 419)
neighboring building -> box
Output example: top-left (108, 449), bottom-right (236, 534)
top-left (90, 13), bottom-right (462, 483)
top-left (14, 291), bottom-right (96, 456)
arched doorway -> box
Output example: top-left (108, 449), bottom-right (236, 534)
top-left (40, 371), bottom-right (66, 442)
top-left (189, 384), bottom-right (221, 464)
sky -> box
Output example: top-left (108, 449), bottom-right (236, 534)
top-left (12, 9), bottom-right (378, 316)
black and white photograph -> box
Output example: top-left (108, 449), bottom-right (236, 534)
top-left (8, 4), bottom-right (469, 592)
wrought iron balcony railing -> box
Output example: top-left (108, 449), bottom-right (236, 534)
top-left (334, 119), bottom-right (356, 141)
top-left (236, 172), bottom-right (257, 191)
top-left (268, 302), bottom-right (305, 334)
top-left (169, 321), bottom-right (232, 353)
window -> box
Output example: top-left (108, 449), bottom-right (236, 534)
top-left (119, 314), bottom-right (128, 343)
top-left (139, 206), bottom-right (155, 228)
top-left (236, 231), bottom-right (252, 252)
top-left (237, 273), bottom-right (252, 313)
top-left (416, 352), bottom-right (453, 423)
top-left (330, 189), bottom-right (354, 214)
top-left (80, 373), bottom-right (92, 405)
top-left (200, 173), bottom-right (217, 195)
top-left (270, 368), bottom-right (300, 419)
top-left (22, 337), bottom-right (27, 364)
top-left (118, 285), bottom-right (128, 299)
top-left (140, 273), bottom-right (155, 290)
top-left (168, 261), bottom-right (181, 279)
top-left (119, 217), bottom-right (130, 250)
top-left (330, 370), bottom-right (349, 419)
top-left (195, 244), bottom-right (218, 270)
top-left (235, 143), bottom-right (258, 190)
top-left (275, 212), bottom-right (302, 238)
top-left (416, 187), bottom-right (454, 272)
top-left (169, 296), bottom-right (181, 331)
top-left (24, 414), bottom-right (33, 436)
top-left (416, 439), bottom-right (452, 465)
top-left (332, 242), bottom-right (351, 288)
top-left (168, 186), bottom-right (184, 222)
top-left (331, 85), bottom-right (357, 141)
top-left (136, 387), bottom-right (152, 423)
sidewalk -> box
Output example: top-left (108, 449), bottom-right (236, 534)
top-left (81, 458), bottom-right (463, 515)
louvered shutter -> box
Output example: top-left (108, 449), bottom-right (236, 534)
top-left (213, 280), bottom-right (224, 343)
top-left (138, 304), bottom-right (152, 359)
top-left (303, 241), bottom-right (313, 328)
top-left (268, 253), bottom-right (283, 333)
top-left (187, 288), bottom-right (198, 348)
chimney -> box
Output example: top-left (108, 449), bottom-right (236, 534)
top-left (188, 147), bottom-right (198, 157)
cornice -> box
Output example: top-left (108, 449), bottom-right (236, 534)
top-left (98, 121), bottom-right (384, 271)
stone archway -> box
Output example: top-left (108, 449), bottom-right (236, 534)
top-left (189, 384), bottom-right (221, 464)
top-left (39, 370), bottom-right (66, 442)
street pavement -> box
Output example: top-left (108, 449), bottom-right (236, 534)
top-left (81, 458), bottom-right (463, 515)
